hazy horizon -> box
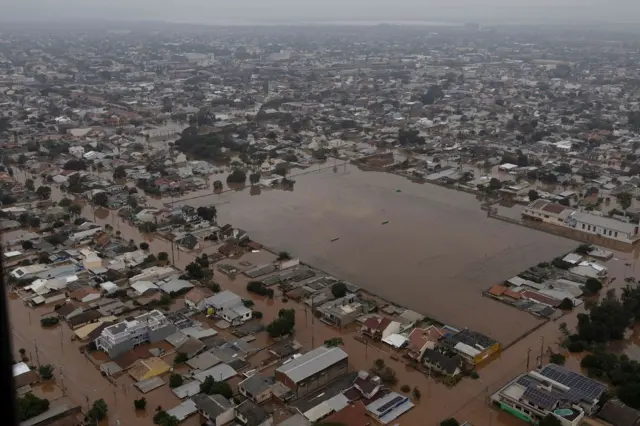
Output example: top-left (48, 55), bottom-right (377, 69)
top-left (1, 0), bottom-right (640, 26)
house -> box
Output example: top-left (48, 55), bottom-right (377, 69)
top-left (239, 373), bottom-right (276, 404)
top-left (353, 371), bottom-right (382, 399)
top-left (407, 325), bottom-right (445, 360)
top-left (421, 349), bottom-right (462, 377)
top-left (522, 199), bottom-right (574, 225)
top-left (218, 241), bottom-right (244, 257)
top-left (204, 290), bottom-right (252, 325)
top-left (361, 316), bottom-right (400, 341)
top-left (177, 234), bottom-right (199, 251)
top-left (192, 394), bottom-right (235, 426)
top-left (598, 399), bottom-right (640, 426)
top-left (570, 261), bottom-right (608, 279)
top-left (184, 287), bottom-right (214, 311)
top-left (440, 328), bottom-right (500, 366)
top-left (317, 294), bottom-right (365, 327)
top-left (491, 364), bottom-right (607, 425)
top-left (13, 362), bottom-right (39, 388)
top-left (95, 310), bottom-right (177, 358)
top-left (275, 345), bottom-right (348, 398)
top-left (235, 400), bottom-right (274, 426)
top-left (568, 211), bottom-right (640, 244)
top-left (128, 357), bottom-right (171, 382)
top-left (365, 392), bottom-right (415, 425)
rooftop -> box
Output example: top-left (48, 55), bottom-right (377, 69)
top-left (276, 345), bottom-right (348, 384)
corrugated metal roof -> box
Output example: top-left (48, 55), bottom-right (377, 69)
top-left (276, 346), bottom-right (348, 383)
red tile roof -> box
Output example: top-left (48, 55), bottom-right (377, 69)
top-left (363, 316), bottom-right (391, 332)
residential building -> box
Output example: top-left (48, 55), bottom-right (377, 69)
top-left (421, 349), bottom-right (462, 377)
top-left (317, 293), bottom-right (365, 327)
top-left (361, 316), bottom-right (400, 341)
top-left (275, 345), bottom-right (348, 398)
top-left (204, 290), bottom-right (252, 325)
top-left (235, 400), bottom-right (273, 426)
top-left (407, 325), bottom-right (445, 360)
top-left (522, 200), bottom-right (574, 225)
top-left (491, 363), bottom-right (607, 425)
top-left (239, 374), bottom-right (276, 404)
top-left (365, 392), bottom-right (415, 425)
top-left (184, 287), bottom-right (213, 311)
top-left (440, 328), bottom-right (500, 366)
top-left (353, 371), bottom-right (382, 399)
top-left (598, 399), bottom-right (640, 426)
top-left (95, 310), bottom-right (177, 358)
top-left (568, 211), bottom-right (640, 243)
top-left (192, 394), bottom-right (235, 426)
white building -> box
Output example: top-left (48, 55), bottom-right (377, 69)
top-left (568, 211), bottom-right (639, 244)
top-left (522, 199), bottom-right (574, 225)
top-left (204, 290), bottom-right (252, 325)
top-left (95, 310), bottom-right (176, 358)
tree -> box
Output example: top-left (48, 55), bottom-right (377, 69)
top-left (618, 192), bottom-right (632, 211)
top-left (86, 399), bottom-right (108, 423)
top-left (488, 178), bottom-right (502, 191)
top-left (185, 262), bottom-right (205, 280)
top-left (25, 179), bottom-right (35, 191)
top-left (267, 309), bottom-right (296, 338)
top-left (153, 410), bottom-right (180, 426)
top-left (249, 172), bottom-right (261, 185)
top-left (158, 252), bottom-right (169, 262)
top-left (213, 180), bottom-right (223, 191)
top-left (92, 192), bottom-right (109, 207)
top-left (421, 85), bottom-right (445, 105)
top-left (140, 242), bottom-right (149, 250)
top-left (21, 241), bottom-right (34, 250)
top-left (197, 206), bottom-right (217, 221)
top-left (277, 251), bottom-right (291, 261)
top-left (558, 298), bottom-right (574, 310)
top-left (199, 376), bottom-right (233, 398)
top-left (331, 282), bottom-right (348, 298)
top-left (36, 186), bottom-right (51, 200)
top-left (275, 163), bottom-right (288, 177)
top-left (440, 419), bottom-right (460, 426)
top-left (618, 383), bottom-right (640, 409)
top-left (583, 278), bottom-right (603, 295)
top-left (539, 414), bottom-right (563, 426)
top-left (134, 397), bottom-right (147, 410)
top-left (38, 364), bottom-right (54, 380)
top-left (174, 352), bottom-right (188, 365)
top-left (549, 353), bottom-right (566, 365)
top-left (63, 159), bottom-right (87, 171)
top-left (68, 204), bottom-right (82, 217)
top-left (412, 387), bottom-right (421, 400)
top-left (227, 169), bottom-right (246, 184)
top-left (17, 393), bottom-right (50, 421)
top-left (324, 337), bottom-right (344, 347)
top-left (127, 195), bottom-right (138, 209)
top-left (528, 189), bottom-right (539, 201)
top-left (247, 281), bottom-right (274, 297)
top-left (169, 373), bottom-right (184, 388)
top-left (59, 198), bottom-right (72, 207)
top-left (113, 165), bottom-right (127, 180)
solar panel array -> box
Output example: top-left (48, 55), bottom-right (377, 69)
top-left (540, 364), bottom-right (607, 402)
top-left (522, 387), bottom-right (561, 409)
top-left (376, 396), bottom-right (406, 414)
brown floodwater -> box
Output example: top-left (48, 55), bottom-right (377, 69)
top-left (10, 164), bottom-right (640, 425)
top-left (169, 164), bottom-right (577, 345)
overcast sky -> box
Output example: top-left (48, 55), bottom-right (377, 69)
top-left (1, 0), bottom-right (639, 25)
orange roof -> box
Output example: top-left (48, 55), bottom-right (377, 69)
top-left (322, 402), bottom-right (369, 426)
top-left (487, 285), bottom-right (507, 296)
top-left (503, 289), bottom-right (523, 300)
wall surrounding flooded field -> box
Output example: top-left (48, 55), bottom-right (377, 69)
top-left (173, 164), bottom-right (577, 344)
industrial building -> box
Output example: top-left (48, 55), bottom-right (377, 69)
top-left (275, 346), bottom-right (348, 398)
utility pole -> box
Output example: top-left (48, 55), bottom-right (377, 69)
top-left (526, 347), bottom-right (531, 371)
top-left (539, 336), bottom-right (545, 368)
top-left (34, 340), bottom-right (40, 366)
top-left (311, 297), bottom-right (316, 348)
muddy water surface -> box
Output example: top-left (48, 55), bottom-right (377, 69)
top-left (172, 164), bottom-right (576, 344)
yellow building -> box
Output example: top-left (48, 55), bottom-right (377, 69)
top-left (128, 357), bottom-right (170, 382)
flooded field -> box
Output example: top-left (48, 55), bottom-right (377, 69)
top-left (174, 164), bottom-right (576, 344)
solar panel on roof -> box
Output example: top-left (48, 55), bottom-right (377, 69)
top-left (539, 364), bottom-right (606, 401)
top-left (523, 387), bottom-right (560, 410)
top-left (376, 396), bottom-right (406, 413)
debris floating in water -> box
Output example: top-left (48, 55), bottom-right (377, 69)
top-left (382, 220), bottom-right (389, 225)
top-left (330, 237), bottom-right (340, 242)
top-left (396, 189), bottom-right (402, 192)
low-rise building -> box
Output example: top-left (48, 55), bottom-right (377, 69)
top-left (317, 293), bottom-right (364, 327)
top-left (95, 310), bottom-right (177, 358)
top-left (275, 345), bottom-right (348, 398)
top-left (365, 392), bottom-right (414, 425)
top-left (204, 290), bottom-right (252, 325)
top-left (491, 363), bottom-right (607, 425)
top-left (192, 394), bottom-right (235, 426)
top-left (239, 373), bottom-right (276, 404)
top-left (440, 328), bottom-right (500, 366)
top-left (235, 400), bottom-right (273, 426)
